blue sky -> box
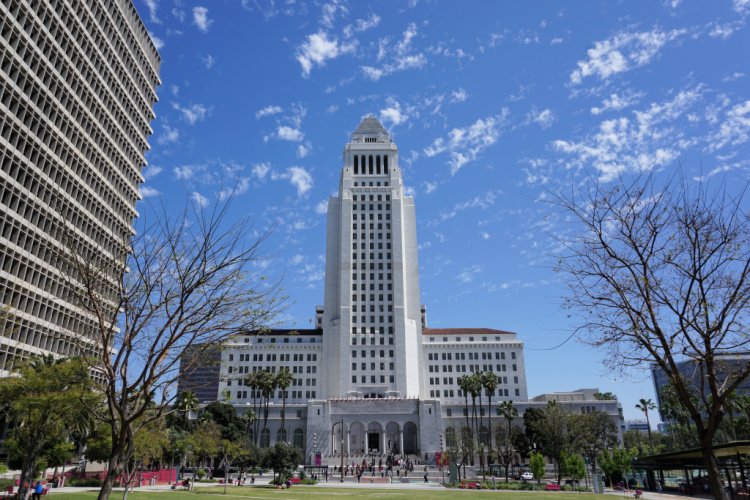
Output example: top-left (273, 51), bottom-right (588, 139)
top-left (134, 0), bottom-right (750, 421)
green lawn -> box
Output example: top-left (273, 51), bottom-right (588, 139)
top-left (53, 486), bottom-right (604, 499)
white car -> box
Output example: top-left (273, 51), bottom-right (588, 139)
top-left (521, 472), bottom-right (534, 481)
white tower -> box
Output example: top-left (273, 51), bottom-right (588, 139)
top-left (320, 117), bottom-right (424, 399)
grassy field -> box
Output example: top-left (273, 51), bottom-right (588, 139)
top-left (53, 486), bottom-right (604, 499)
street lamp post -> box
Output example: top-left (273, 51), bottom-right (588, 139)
top-left (333, 419), bottom-right (345, 483)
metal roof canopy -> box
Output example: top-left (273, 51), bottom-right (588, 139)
top-left (633, 441), bottom-right (750, 470)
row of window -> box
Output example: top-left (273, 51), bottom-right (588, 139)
top-left (428, 375), bottom-right (519, 387)
top-left (352, 154), bottom-right (389, 175)
top-left (350, 334), bottom-right (394, 344)
top-left (352, 362), bottom-right (395, 371)
top-left (352, 375), bottom-right (395, 384)
top-left (433, 388), bottom-right (520, 398)
top-left (427, 351), bottom-right (517, 361)
top-left (428, 364), bottom-right (518, 373)
top-left (228, 352), bottom-right (318, 362)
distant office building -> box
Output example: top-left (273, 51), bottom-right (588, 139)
top-left (624, 419), bottom-right (650, 433)
top-left (651, 354), bottom-right (750, 420)
top-left (0, 1), bottom-right (160, 375)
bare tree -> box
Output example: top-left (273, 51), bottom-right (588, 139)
top-left (59, 200), bottom-right (282, 500)
top-left (556, 173), bottom-right (750, 500)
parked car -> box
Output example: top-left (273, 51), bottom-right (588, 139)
top-left (521, 472), bottom-right (534, 481)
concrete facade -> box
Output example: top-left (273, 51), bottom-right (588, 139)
top-left (0, 0), bottom-right (160, 375)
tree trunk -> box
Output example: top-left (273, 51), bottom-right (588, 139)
top-left (700, 440), bottom-right (729, 500)
top-left (98, 466), bottom-right (120, 500)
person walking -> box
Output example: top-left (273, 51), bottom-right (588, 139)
top-left (423, 473), bottom-right (428, 484)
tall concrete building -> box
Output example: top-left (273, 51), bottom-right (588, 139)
top-left (179, 118), bottom-right (623, 461)
top-left (0, 1), bottom-right (160, 375)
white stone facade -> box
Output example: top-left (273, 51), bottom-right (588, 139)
top-left (0, 0), bottom-right (160, 375)
top-left (198, 118), bottom-right (547, 462)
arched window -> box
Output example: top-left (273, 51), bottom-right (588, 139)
top-left (260, 428), bottom-right (270, 448)
top-left (277, 428), bottom-right (287, 444)
top-left (354, 155), bottom-right (358, 174)
top-left (293, 428), bottom-right (304, 449)
top-left (384, 155), bottom-right (389, 174)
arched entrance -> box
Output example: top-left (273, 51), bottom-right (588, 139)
top-left (385, 422), bottom-right (400, 454)
top-left (331, 422), bottom-right (347, 455)
top-left (367, 422), bottom-right (383, 453)
top-left (403, 422), bottom-right (418, 454)
top-left (350, 422), bottom-right (365, 454)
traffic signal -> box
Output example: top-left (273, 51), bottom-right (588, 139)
top-left (312, 432), bottom-right (318, 448)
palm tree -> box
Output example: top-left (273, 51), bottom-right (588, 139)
top-left (466, 373), bottom-right (482, 472)
top-left (245, 371), bottom-right (262, 445)
top-left (498, 400), bottom-right (517, 482)
top-left (635, 398), bottom-right (656, 453)
top-left (275, 368), bottom-right (293, 441)
top-left (258, 370), bottom-right (276, 444)
top-left (458, 375), bottom-right (471, 436)
top-left (482, 372), bottom-right (499, 460)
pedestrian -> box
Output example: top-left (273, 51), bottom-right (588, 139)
top-left (423, 473), bottom-right (428, 483)
top-left (31, 481), bottom-right (44, 500)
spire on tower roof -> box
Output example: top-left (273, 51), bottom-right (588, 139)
top-left (353, 116), bottom-right (387, 135)
top-left (351, 116), bottom-right (391, 143)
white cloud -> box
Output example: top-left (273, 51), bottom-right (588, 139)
top-left (191, 191), bottom-right (209, 208)
top-left (343, 14), bottom-right (381, 38)
top-left (528, 108), bottom-right (556, 129)
top-left (550, 37), bottom-right (564, 45)
top-left (156, 124), bottom-right (179, 144)
top-left (379, 101), bottom-right (410, 128)
top-left (320, 1), bottom-right (348, 28)
top-left (174, 165), bottom-right (200, 180)
top-left (450, 88), bottom-right (469, 103)
top-left (734, 0), bottom-right (750, 14)
top-left (148, 31), bottom-right (164, 50)
top-left (361, 23), bottom-right (426, 81)
top-left (139, 185), bottom-right (160, 198)
top-left (456, 265), bottom-right (482, 284)
top-left (192, 6), bottom-right (213, 33)
top-left (251, 162), bottom-right (271, 180)
top-left (723, 72), bottom-right (745, 82)
top-left (286, 166), bottom-right (313, 196)
top-left (201, 54), bottom-right (215, 69)
top-left (143, 165), bottom-right (162, 180)
top-left (172, 102), bottom-right (210, 124)
top-left (255, 105), bottom-right (283, 118)
top-left (296, 31), bottom-right (357, 77)
top-left (315, 200), bottom-right (329, 214)
top-left (424, 181), bottom-right (438, 194)
top-left (144, 0), bottom-right (160, 23)
top-left (423, 109), bottom-right (510, 175)
top-left (707, 100), bottom-right (750, 152)
top-left (171, 7), bottom-right (186, 22)
top-left (218, 177), bottom-right (251, 201)
top-left (277, 126), bottom-right (304, 142)
top-left (297, 143), bottom-right (311, 158)
top-left (709, 20), bottom-right (745, 40)
top-left (591, 90), bottom-right (644, 115)
top-left (431, 190), bottom-right (501, 226)
top-left (479, 232), bottom-right (490, 240)
top-left (553, 87), bottom-right (704, 181)
top-left (570, 28), bottom-right (686, 84)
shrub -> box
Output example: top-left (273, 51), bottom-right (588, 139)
top-left (195, 468), bottom-right (206, 480)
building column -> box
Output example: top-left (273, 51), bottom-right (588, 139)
top-left (381, 429), bottom-right (386, 453)
top-left (399, 429), bottom-right (404, 455)
top-left (346, 430), bottom-right (351, 455)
